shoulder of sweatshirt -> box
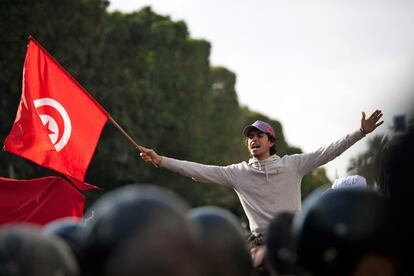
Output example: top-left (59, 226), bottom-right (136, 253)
top-left (222, 161), bottom-right (262, 173)
top-left (227, 161), bottom-right (249, 169)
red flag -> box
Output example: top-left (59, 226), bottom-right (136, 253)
top-left (0, 176), bottom-right (85, 226)
top-left (3, 37), bottom-right (109, 186)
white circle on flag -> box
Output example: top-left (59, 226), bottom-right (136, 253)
top-left (33, 98), bottom-right (72, 152)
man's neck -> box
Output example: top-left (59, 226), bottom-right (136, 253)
top-left (252, 154), bottom-right (271, 161)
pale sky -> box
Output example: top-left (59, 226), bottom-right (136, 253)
top-left (108, 0), bottom-right (414, 181)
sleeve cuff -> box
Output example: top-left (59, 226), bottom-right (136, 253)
top-left (359, 128), bottom-right (367, 137)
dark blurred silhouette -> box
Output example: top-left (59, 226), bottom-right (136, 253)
top-left (265, 211), bottom-right (308, 276)
top-left (386, 121), bottom-right (414, 275)
top-left (188, 206), bottom-right (254, 276)
top-left (0, 224), bottom-right (79, 276)
top-left (42, 217), bottom-right (87, 265)
top-left (292, 188), bottom-right (395, 276)
top-left (81, 184), bottom-right (204, 276)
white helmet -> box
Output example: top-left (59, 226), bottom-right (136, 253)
top-left (331, 175), bottom-right (367, 190)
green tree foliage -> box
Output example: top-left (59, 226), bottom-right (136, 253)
top-left (347, 134), bottom-right (390, 193)
top-left (301, 168), bottom-right (331, 198)
top-left (203, 66), bottom-right (245, 163)
top-left (0, 3), bottom-right (329, 214)
top-left (87, 8), bottom-right (211, 186)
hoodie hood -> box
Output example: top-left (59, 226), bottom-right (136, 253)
top-left (248, 154), bottom-right (281, 180)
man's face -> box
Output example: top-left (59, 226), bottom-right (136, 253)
top-left (246, 129), bottom-right (274, 160)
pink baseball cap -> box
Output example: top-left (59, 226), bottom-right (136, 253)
top-left (243, 120), bottom-right (276, 139)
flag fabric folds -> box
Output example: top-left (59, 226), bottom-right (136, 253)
top-left (3, 37), bottom-right (109, 186)
top-left (65, 174), bottom-right (101, 191)
top-left (0, 176), bottom-right (85, 226)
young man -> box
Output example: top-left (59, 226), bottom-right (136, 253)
top-left (139, 110), bottom-right (383, 257)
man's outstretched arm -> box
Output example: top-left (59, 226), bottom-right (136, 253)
top-left (138, 146), bottom-right (235, 187)
top-left (295, 109), bottom-right (384, 175)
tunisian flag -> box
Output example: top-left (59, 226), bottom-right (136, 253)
top-left (3, 37), bottom-right (109, 187)
top-left (0, 176), bottom-right (85, 226)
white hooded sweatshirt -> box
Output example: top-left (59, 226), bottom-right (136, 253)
top-left (161, 130), bottom-right (365, 235)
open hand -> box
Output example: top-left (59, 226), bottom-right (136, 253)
top-left (360, 110), bottom-right (384, 134)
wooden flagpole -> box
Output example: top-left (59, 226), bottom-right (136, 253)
top-left (108, 116), bottom-right (143, 151)
top-left (108, 116), bottom-right (159, 168)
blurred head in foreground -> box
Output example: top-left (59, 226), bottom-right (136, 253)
top-left (42, 217), bottom-right (87, 264)
top-left (292, 188), bottom-right (395, 276)
top-left (266, 211), bottom-right (308, 275)
top-left (82, 184), bottom-right (203, 276)
top-left (188, 206), bottom-right (254, 276)
top-left (0, 223), bottom-right (79, 276)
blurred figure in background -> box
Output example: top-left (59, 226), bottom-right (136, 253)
top-left (331, 175), bottom-right (367, 190)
